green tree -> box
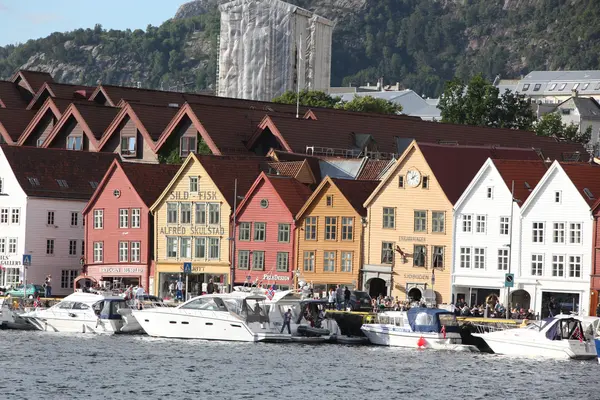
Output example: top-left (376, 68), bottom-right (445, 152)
top-left (438, 74), bottom-right (534, 130)
top-left (534, 112), bottom-right (592, 144)
top-left (272, 90), bottom-right (341, 108)
top-left (335, 95), bottom-right (402, 114)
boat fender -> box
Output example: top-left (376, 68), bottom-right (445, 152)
top-left (417, 336), bottom-right (426, 348)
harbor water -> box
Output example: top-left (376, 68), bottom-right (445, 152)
top-left (0, 330), bottom-right (597, 400)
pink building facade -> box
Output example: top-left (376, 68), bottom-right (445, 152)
top-left (83, 160), bottom-right (178, 292)
top-left (234, 173), bottom-right (312, 289)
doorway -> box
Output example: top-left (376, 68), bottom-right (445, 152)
top-left (510, 289), bottom-right (531, 310)
top-left (408, 288), bottom-right (422, 302)
top-left (368, 278), bottom-right (387, 298)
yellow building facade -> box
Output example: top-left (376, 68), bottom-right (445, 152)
top-left (150, 154), bottom-right (231, 298)
top-left (364, 142), bottom-right (453, 303)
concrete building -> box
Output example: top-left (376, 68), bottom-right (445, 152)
top-left (217, 0), bottom-right (334, 101)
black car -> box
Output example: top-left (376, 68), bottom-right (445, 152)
top-left (346, 291), bottom-right (372, 311)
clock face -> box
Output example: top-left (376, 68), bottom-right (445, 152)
top-left (406, 170), bottom-right (421, 187)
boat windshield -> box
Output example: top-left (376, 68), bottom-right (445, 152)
top-left (180, 297), bottom-right (229, 311)
top-left (438, 313), bottom-right (459, 327)
top-left (242, 298), bottom-right (269, 323)
top-left (377, 314), bottom-right (405, 326)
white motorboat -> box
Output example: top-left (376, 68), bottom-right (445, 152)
top-left (473, 315), bottom-right (597, 360)
top-left (575, 316), bottom-right (600, 363)
top-left (0, 298), bottom-right (38, 330)
top-left (21, 292), bottom-right (132, 334)
top-left (361, 308), bottom-right (478, 352)
top-left (132, 290), bottom-right (291, 342)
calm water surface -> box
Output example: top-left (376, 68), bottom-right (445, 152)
top-left (0, 330), bottom-right (598, 400)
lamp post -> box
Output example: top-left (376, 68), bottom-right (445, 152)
top-left (229, 180), bottom-right (244, 293)
top-left (505, 180), bottom-right (520, 320)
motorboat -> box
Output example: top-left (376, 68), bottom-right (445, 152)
top-left (118, 295), bottom-right (169, 333)
top-left (0, 298), bottom-right (38, 330)
top-left (472, 315), bottom-right (597, 360)
top-left (21, 292), bottom-right (133, 334)
top-left (360, 308), bottom-right (479, 352)
top-left (575, 316), bottom-right (600, 363)
top-left (132, 290), bottom-right (292, 342)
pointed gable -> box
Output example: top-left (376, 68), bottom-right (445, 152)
top-left (493, 159), bottom-right (549, 204)
top-left (0, 80), bottom-right (30, 109)
top-left (560, 162), bottom-right (600, 206)
top-left (10, 70), bottom-right (54, 94)
top-left (18, 97), bottom-right (69, 146)
top-left (0, 109), bottom-right (36, 144)
top-left (27, 82), bottom-right (94, 110)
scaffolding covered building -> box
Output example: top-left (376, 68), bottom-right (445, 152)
top-left (217, 0), bottom-right (334, 101)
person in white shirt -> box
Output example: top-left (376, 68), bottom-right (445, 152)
top-left (176, 279), bottom-right (184, 301)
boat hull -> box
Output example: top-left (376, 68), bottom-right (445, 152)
top-left (23, 316), bottom-right (123, 334)
top-left (473, 334), bottom-right (597, 360)
top-left (132, 309), bottom-right (257, 341)
top-left (361, 324), bottom-right (478, 351)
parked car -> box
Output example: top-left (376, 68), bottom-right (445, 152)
top-left (6, 284), bottom-right (44, 299)
top-left (347, 290), bottom-right (372, 312)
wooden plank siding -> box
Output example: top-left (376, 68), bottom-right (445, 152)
top-left (48, 117), bottom-right (96, 151)
top-left (365, 146), bottom-right (453, 303)
top-left (103, 117), bottom-right (158, 163)
top-left (296, 182), bottom-right (363, 291)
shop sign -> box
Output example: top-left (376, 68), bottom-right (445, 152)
top-left (178, 265), bottom-right (206, 273)
top-left (169, 191), bottom-right (218, 201)
top-left (100, 267), bottom-right (145, 274)
top-left (399, 236), bottom-right (426, 242)
top-left (404, 274), bottom-right (429, 280)
top-left (263, 274), bottom-right (290, 282)
top-left (0, 255), bottom-right (22, 266)
top-left (159, 226), bottom-right (225, 236)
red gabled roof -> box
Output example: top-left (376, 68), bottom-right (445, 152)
top-left (0, 145), bottom-right (118, 200)
top-left (17, 97), bottom-right (72, 145)
top-left (419, 143), bottom-right (542, 205)
top-left (267, 149), bottom-right (322, 180)
top-left (560, 162), bottom-right (600, 206)
top-left (492, 159), bottom-right (549, 204)
top-left (267, 175), bottom-right (314, 216)
top-left (10, 70), bottom-right (54, 94)
top-left (0, 81), bottom-right (30, 109)
top-left (121, 162), bottom-right (181, 207)
top-left (356, 159), bottom-right (392, 180)
top-left (27, 82), bottom-right (94, 110)
top-left (0, 109), bottom-right (37, 143)
top-left (331, 178), bottom-right (379, 216)
top-left (74, 103), bottom-right (119, 140)
top-left (129, 103), bottom-right (180, 141)
top-left (266, 161), bottom-right (304, 177)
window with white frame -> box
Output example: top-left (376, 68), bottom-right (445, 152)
top-left (208, 203), bottom-right (220, 225)
top-left (326, 195), bottom-right (333, 207)
top-left (462, 215), bottom-right (472, 232)
top-left (195, 203), bottom-right (206, 225)
top-left (303, 251), bottom-right (315, 272)
top-left (0, 238), bottom-right (5, 253)
top-left (93, 209), bottom-right (103, 229)
top-left (0, 208), bottom-right (7, 224)
top-left (341, 217), bottom-right (353, 240)
top-left (324, 251), bottom-right (336, 272)
top-left (475, 215), bottom-right (486, 233)
top-left (568, 256), bottom-right (582, 278)
top-left (68, 240), bottom-right (77, 256)
top-left (500, 217), bottom-right (510, 235)
top-left (254, 222), bottom-right (266, 241)
top-left (189, 176), bottom-right (199, 193)
top-left (130, 242), bottom-right (140, 262)
top-left (341, 252), bottom-right (353, 272)
top-left (325, 217), bottom-right (337, 240)
top-left (167, 203), bottom-right (178, 224)
top-left (81, 240), bottom-right (85, 256)
top-left (474, 248), bottom-right (486, 269)
top-left (238, 250), bottom-right (249, 269)
top-left (60, 270), bottom-right (79, 289)
top-left (70, 212), bottom-right (78, 227)
top-left (432, 212), bottom-right (445, 233)
top-left (180, 237), bottom-right (191, 259)
top-left (8, 238), bottom-right (16, 254)
top-left (3, 267), bottom-right (19, 287)
top-left (0, 178), bottom-right (3, 193)
top-left (180, 203), bottom-right (191, 224)
top-left (382, 207), bottom-right (395, 228)
top-left (569, 223), bottom-right (582, 244)
top-left (93, 242), bottom-right (103, 262)
top-left (381, 242), bottom-right (394, 264)
top-left (252, 251), bottom-right (265, 270)
top-left (118, 241), bottom-right (129, 262)
top-left (131, 209), bottom-right (141, 228)
top-left (552, 255), bottom-right (565, 277)
top-left (555, 191), bottom-right (562, 203)
top-left (460, 247), bottom-right (471, 268)
top-left (531, 254), bottom-right (543, 276)
top-left (239, 222), bottom-right (251, 241)
top-left (277, 252), bottom-right (289, 272)
top-left (166, 237), bottom-right (178, 258)
top-left (553, 222), bottom-right (565, 243)
top-left (278, 224), bottom-right (290, 243)
top-left (46, 239), bottom-right (54, 255)
top-left (11, 208), bottom-right (19, 224)
top-left (47, 211), bottom-right (55, 226)
top-left (194, 237), bottom-right (205, 259)
top-left (486, 187), bottom-right (493, 199)
top-left (208, 238), bottom-right (219, 259)
top-left (532, 222), bottom-right (545, 243)
top-left (413, 245), bottom-right (426, 267)
top-left (119, 209), bottom-right (129, 228)
top-left (497, 248), bottom-right (509, 270)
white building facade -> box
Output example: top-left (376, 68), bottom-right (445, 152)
top-left (519, 162), bottom-right (594, 318)
top-left (452, 159), bottom-right (525, 308)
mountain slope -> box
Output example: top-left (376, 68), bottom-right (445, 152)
top-left (1, 0), bottom-right (599, 97)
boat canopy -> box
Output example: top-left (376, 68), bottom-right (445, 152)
top-left (407, 308), bottom-right (456, 333)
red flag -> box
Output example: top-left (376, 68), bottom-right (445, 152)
top-left (573, 325), bottom-right (583, 343)
top-left (441, 325), bottom-right (446, 339)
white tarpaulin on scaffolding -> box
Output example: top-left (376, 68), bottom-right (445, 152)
top-left (217, 0), bottom-right (334, 101)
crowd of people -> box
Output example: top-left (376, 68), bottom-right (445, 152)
top-left (451, 299), bottom-right (535, 320)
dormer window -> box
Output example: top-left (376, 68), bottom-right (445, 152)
top-left (120, 136), bottom-right (137, 157)
top-left (180, 136), bottom-right (197, 158)
top-left (36, 137), bottom-right (45, 147)
top-left (27, 177), bottom-right (40, 187)
top-left (67, 136), bottom-right (82, 151)
top-left (56, 179), bottom-right (69, 188)
top-left (89, 181), bottom-right (99, 189)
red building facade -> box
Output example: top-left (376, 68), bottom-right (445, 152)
top-left (234, 173), bottom-right (312, 289)
top-left (591, 203), bottom-right (600, 315)
top-left (83, 160), bottom-right (179, 291)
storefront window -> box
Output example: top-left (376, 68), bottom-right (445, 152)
top-left (0, 267), bottom-right (20, 288)
top-left (158, 273), bottom-right (227, 300)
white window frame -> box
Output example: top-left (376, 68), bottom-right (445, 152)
top-left (460, 247), bottom-right (471, 268)
top-left (93, 209), bottom-right (104, 229)
top-left (119, 241), bottom-right (129, 262)
top-left (238, 250), bottom-right (250, 270)
top-left (47, 211), bottom-right (55, 226)
top-left (497, 248), bottom-right (509, 271)
top-left (532, 222), bottom-right (545, 244)
top-left (208, 237), bottom-right (220, 260)
top-left (11, 208), bottom-right (19, 224)
top-left (475, 215), bottom-right (487, 234)
top-left (131, 209), bottom-right (141, 229)
top-left (119, 209), bottom-right (129, 229)
top-left (46, 239), bottom-right (55, 255)
top-left (531, 254), bottom-right (543, 276)
top-left (500, 217), bottom-right (510, 235)
top-left (130, 242), bottom-right (141, 262)
top-left (189, 176), bottom-right (199, 193)
top-left (70, 211), bottom-right (78, 227)
top-left (552, 254), bottom-right (565, 277)
top-left (323, 251), bottom-right (336, 272)
top-left (68, 239), bottom-right (77, 256)
top-left (462, 214), bottom-right (472, 233)
top-left (8, 238), bottom-right (17, 254)
top-left (0, 208), bottom-right (8, 224)
top-left (569, 223), bottom-right (582, 244)
top-left (568, 255), bottom-right (582, 278)
top-left (303, 251), bottom-right (315, 272)
top-left (473, 248), bottom-right (486, 269)
top-left (93, 242), bottom-right (103, 263)
top-left (553, 222), bottom-right (565, 244)
top-left (341, 251), bottom-right (353, 272)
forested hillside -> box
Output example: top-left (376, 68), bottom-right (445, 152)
top-left (1, 0), bottom-right (599, 97)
